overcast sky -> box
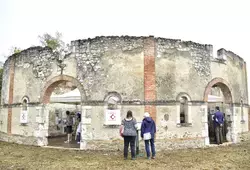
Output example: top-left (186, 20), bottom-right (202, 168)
top-left (0, 0), bottom-right (249, 60)
top-left (0, 0), bottom-right (250, 61)
top-left (0, 0), bottom-right (250, 97)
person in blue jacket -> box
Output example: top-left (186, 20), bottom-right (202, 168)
top-left (141, 112), bottom-right (156, 159)
top-left (213, 106), bottom-right (224, 144)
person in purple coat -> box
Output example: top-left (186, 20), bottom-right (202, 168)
top-left (141, 112), bottom-right (156, 159)
top-left (213, 106), bottom-right (224, 144)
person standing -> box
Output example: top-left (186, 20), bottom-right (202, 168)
top-left (121, 110), bottom-right (137, 160)
top-left (73, 112), bottom-right (81, 140)
top-left (76, 116), bottom-right (81, 144)
top-left (141, 112), bottom-right (156, 159)
top-left (64, 110), bottom-right (73, 143)
top-left (213, 106), bottom-right (224, 145)
top-left (55, 112), bottom-right (61, 130)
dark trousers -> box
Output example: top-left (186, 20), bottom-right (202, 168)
top-left (76, 132), bottom-right (81, 142)
top-left (145, 138), bottom-right (156, 158)
top-left (124, 136), bottom-right (136, 158)
top-left (215, 125), bottom-right (223, 144)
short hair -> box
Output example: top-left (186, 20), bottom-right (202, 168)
top-left (126, 110), bottom-right (133, 118)
top-left (215, 106), bottom-right (220, 111)
top-left (66, 111), bottom-right (70, 115)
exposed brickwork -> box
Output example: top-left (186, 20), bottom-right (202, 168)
top-left (144, 37), bottom-right (156, 121)
top-left (204, 77), bottom-right (233, 103)
top-left (7, 57), bottom-right (15, 135)
top-left (41, 75), bottom-right (86, 104)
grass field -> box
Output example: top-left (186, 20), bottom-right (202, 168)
top-left (0, 140), bottom-right (250, 170)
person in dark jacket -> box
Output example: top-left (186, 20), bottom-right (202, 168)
top-left (141, 112), bottom-right (156, 159)
top-left (213, 106), bottom-right (224, 144)
top-left (64, 111), bottom-right (73, 143)
top-left (121, 110), bottom-right (137, 160)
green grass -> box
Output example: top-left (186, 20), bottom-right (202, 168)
top-left (0, 140), bottom-right (250, 170)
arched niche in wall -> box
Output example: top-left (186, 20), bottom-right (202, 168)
top-left (20, 96), bottom-right (30, 125)
top-left (176, 92), bottom-right (192, 127)
top-left (103, 92), bottom-right (122, 126)
top-left (104, 92), bottom-right (122, 109)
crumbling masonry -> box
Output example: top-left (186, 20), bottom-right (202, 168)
top-left (0, 36), bottom-right (249, 150)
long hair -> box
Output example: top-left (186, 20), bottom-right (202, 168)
top-left (126, 110), bottom-right (133, 118)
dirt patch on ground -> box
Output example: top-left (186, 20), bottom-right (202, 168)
top-left (0, 140), bottom-right (250, 170)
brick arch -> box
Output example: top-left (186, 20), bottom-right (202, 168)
top-left (40, 75), bottom-right (86, 104)
top-left (204, 77), bottom-right (233, 103)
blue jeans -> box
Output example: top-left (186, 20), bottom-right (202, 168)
top-left (144, 138), bottom-right (156, 158)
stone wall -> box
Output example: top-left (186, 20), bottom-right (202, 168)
top-left (0, 131), bottom-right (37, 145)
top-left (0, 36), bottom-right (248, 150)
top-left (72, 36), bottom-right (144, 101)
top-left (83, 137), bottom-right (205, 151)
top-left (212, 49), bottom-right (248, 103)
top-left (238, 131), bottom-right (250, 142)
top-left (156, 38), bottom-right (212, 101)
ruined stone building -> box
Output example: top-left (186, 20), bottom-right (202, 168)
top-left (0, 36), bottom-right (249, 150)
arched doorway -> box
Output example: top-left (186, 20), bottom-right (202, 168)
top-left (40, 75), bottom-right (86, 148)
top-left (204, 78), bottom-right (233, 144)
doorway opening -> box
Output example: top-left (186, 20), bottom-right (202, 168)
top-left (204, 78), bottom-right (233, 144)
top-left (41, 75), bottom-right (85, 148)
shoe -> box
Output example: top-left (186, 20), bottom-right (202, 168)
top-left (64, 140), bottom-right (69, 143)
top-left (151, 156), bottom-right (155, 159)
top-left (77, 142), bottom-right (80, 144)
top-left (124, 157), bottom-right (127, 160)
top-left (147, 157), bottom-right (150, 160)
top-left (131, 157), bottom-right (136, 160)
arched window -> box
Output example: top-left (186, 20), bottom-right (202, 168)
top-left (104, 92), bottom-right (122, 110)
top-left (176, 93), bottom-right (192, 127)
top-left (20, 96), bottom-right (29, 124)
top-left (104, 92), bottom-right (122, 125)
top-left (107, 96), bottom-right (120, 110)
top-left (22, 99), bottom-right (28, 111)
top-left (180, 96), bottom-right (188, 124)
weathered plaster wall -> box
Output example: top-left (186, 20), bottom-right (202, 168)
top-left (11, 107), bottom-right (38, 136)
top-left (83, 105), bottom-right (206, 150)
top-left (71, 36), bottom-right (144, 101)
top-left (234, 106), bottom-right (249, 133)
top-left (0, 36), bottom-right (248, 150)
top-left (83, 137), bottom-right (205, 151)
top-left (0, 108), bottom-right (8, 133)
top-left (211, 49), bottom-right (248, 103)
top-left (156, 105), bottom-right (204, 139)
top-left (0, 131), bottom-right (38, 145)
top-left (12, 47), bottom-right (54, 103)
top-left (1, 58), bottom-right (11, 104)
top-left (83, 105), bottom-right (144, 141)
top-left (156, 38), bottom-right (212, 101)
top-left (8, 46), bottom-right (78, 104)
